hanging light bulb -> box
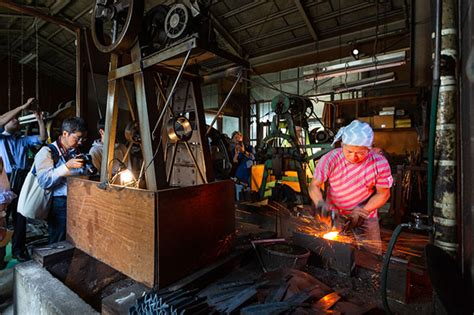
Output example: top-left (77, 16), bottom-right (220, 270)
top-left (120, 168), bottom-right (135, 185)
top-left (351, 47), bottom-right (360, 60)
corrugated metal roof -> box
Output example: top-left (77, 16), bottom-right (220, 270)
top-left (0, 0), bottom-right (408, 84)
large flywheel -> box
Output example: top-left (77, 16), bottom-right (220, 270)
top-left (164, 3), bottom-right (192, 40)
top-left (91, 0), bottom-right (144, 53)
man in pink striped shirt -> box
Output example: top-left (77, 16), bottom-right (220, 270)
top-left (309, 120), bottom-right (393, 255)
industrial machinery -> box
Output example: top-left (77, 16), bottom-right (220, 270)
top-left (255, 94), bottom-right (333, 203)
top-left (63, 0), bottom-right (249, 289)
top-left (17, 100), bottom-right (76, 143)
top-left (90, 0), bottom-right (246, 188)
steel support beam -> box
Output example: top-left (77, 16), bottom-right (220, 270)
top-left (293, 0), bottom-right (318, 41)
top-left (221, 0), bottom-right (267, 19)
top-left (209, 11), bottom-right (243, 57)
top-left (241, 8), bottom-right (404, 46)
top-left (230, 1), bottom-right (371, 34)
top-left (249, 19), bottom-right (407, 67)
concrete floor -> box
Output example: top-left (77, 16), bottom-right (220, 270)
top-left (0, 267), bottom-right (13, 314)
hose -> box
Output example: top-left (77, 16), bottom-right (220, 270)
top-left (380, 223), bottom-right (409, 315)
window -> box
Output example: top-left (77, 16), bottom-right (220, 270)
top-left (222, 115), bottom-right (239, 138)
top-left (250, 103), bottom-right (257, 147)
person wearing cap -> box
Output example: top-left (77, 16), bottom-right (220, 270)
top-left (308, 120), bottom-right (393, 255)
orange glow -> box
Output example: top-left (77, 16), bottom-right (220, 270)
top-left (323, 231), bottom-right (339, 240)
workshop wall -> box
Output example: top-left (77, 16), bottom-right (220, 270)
top-left (0, 59), bottom-right (74, 114)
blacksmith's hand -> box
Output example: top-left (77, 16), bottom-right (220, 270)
top-left (352, 206), bottom-right (371, 219)
top-left (315, 200), bottom-right (330, 216)
top-left (66, 158), bottom-right (84, 169)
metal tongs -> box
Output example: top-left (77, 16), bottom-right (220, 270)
top-left (338, 214), bottom-right (363, 235)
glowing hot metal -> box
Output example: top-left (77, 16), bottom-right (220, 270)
top-left (323, 231), bottom-right (339, 240)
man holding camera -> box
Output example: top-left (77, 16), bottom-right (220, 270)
top-left (230, 131), bottom-right (255, 186)
top-left (35, 117), bottom-right (89, 244)
top-left (0, 97), bottom-right (46, 262)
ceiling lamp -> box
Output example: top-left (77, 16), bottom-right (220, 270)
top-left (333, 72), bottom-right (396, 92)
top-left (351, 47), bottom-right (360, 60)
top-left (304, 50), bottom-right (406, 80)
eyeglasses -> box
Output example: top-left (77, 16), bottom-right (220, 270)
top-left (70, 134), bottom-right (87, 143)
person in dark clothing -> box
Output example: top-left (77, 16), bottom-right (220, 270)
top-left (230, 131), bottom-right (254, 185)
top-left (0, 98), bottom-right (46, 262)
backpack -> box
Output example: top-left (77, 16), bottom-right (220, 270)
top-left (17, 144), bottom-right (60, 220)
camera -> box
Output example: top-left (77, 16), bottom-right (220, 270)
top-left (71, 153), bottom-right (98, 175)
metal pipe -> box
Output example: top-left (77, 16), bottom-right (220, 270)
top-left (206, 70), bottom-right (243, 135)
top-left (152, 48), bottom-right (192, 139)
top-left (202, 66), bottom-right (242, 84)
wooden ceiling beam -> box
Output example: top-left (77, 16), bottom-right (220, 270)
top-left (0, 0), bottom-right (80, 31)
top-left (293, 0), bottom-right (318, 41)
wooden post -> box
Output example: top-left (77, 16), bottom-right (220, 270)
top-left (101, 54), bottom-right (120, 182)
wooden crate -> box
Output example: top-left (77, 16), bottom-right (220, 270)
top-left (67, 178), bottom-right (235, 288)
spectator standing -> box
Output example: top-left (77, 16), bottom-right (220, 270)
top-left (0, 98), bottom-right (46, 262)
top-left (35, 117), bottom-right (88, 244)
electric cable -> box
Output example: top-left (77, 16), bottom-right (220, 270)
top-left (83, 27), bottom-right (103, 119)
top-left (7, 11), bottom-right (12, 110)
top-left (35, 17), bottom-right (39, 102)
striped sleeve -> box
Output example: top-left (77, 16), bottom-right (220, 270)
top-left (313, 150), bottom-right (336, 184)
top-left (374, 154), bottom-right (393, 188)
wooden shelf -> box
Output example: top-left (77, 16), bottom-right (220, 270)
top-left (373, 127), bottom-right (416, 132)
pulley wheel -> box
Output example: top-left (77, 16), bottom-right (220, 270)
top-left (91, 0), bottom-right (144, 53)
top-left (316, 129), bottom-right (331, 143)
top-left (164, 3), bottom-right (190, 39)
top-left (167, 116), bottom-right (193, 142)
top-left (124, 121), bottom-right (141, 144)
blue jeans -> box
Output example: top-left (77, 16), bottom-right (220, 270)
top-left (47, 197), bottom-right (67, 244)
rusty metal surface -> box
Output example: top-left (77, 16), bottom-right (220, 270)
top-left (433, 0), bottom-right (458, 256)
top-left (155, 180), bottom-right (235, 287)
top-left (386, 257), bottom-right (410, 304)
top-left (293, 231), bottom-right (355, 276)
